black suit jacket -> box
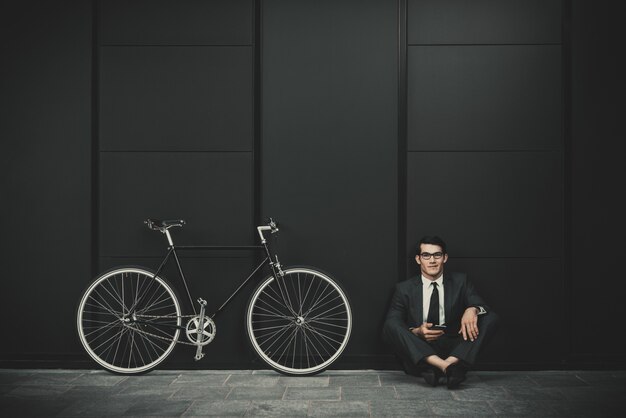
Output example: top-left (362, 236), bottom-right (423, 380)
top-left (384, 272), bottom-right (489, 334)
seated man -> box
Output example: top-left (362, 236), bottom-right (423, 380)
top-left (382, 236), bottom-right (499, 389)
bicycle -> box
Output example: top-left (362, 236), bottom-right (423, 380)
top-left (76, 218), bottom-right (352, 376)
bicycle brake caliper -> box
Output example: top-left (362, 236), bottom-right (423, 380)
top-left (275, 255), bottom-right (285, 277)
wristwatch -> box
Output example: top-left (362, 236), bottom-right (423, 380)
top-left (472, 305), bottom-right (487, 315)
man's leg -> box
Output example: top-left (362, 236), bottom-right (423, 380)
top-left (382, 323), bottom-right (447, 386)
top-left (448, 312), bottom-right (499, 366)
top-left (382, 323), bottom-right (437, 369)
top-left (439, 313), bottom-right (500, 388)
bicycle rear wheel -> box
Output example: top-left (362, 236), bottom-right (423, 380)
top-left (246, 267), bottom-right (352, 375)
top-left (76, 267), bottom-right (181, 374)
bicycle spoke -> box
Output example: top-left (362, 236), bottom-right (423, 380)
top-left (78, 268), bottom-right (181, 374)
top-left (247, 268), bottom-right (351, 375)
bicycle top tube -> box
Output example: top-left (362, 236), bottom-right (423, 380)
top-left (145, 217), bottom-right (279, 249)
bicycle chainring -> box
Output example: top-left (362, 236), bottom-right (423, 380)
top-left (185, 316), bottom-right (216, 346)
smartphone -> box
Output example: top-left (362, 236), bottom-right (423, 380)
top-left (429, 325), bottom-right (447, 331)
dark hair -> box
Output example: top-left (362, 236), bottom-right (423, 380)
top-left (416, 235), bottom-right (447, 256)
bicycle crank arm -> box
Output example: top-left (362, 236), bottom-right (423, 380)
top-left (195, 298), bottom-right (207, 361)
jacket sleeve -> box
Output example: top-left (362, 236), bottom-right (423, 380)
top-left (383, 284), bottom-right (409, 331)
top-left (463, 277), bottom-right (490, 313)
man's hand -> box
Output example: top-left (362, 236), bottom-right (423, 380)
top-left (411, 322), bottom-right (444, 342)
top-left (459, 307), bottom-right (479, 341)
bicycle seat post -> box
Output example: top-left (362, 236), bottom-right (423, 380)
top-left (164, 229), bottom-right (174, 247)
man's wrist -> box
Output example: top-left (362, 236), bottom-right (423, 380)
top-left (470, 305), bottom-right (487, 315)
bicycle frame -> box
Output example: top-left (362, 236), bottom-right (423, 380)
top-left (148, 224), bottom-right (283, 319)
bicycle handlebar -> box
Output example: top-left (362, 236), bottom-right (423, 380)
top-left (267, 217), bottom-right (279, 233)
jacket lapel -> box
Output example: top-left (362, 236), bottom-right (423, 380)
top-left (409, 276), bottom-right (423, 326)
top-left (443, 273), bottom-right (453, 326)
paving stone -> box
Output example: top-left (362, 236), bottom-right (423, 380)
top-left (122, 399), bottom-right (193, 416)
top-left (308, 400), bottom-right (370, 417)
top-left (283, 387), bottom-right (340, 401)
top-left (341, 386), bottom-right (397, 401)
top-left (112, 384), bottom-right (178, 398)
top-left (10, 371), bottom-right (84, 386)
top-left (4, 384), bottom-right (72, 398)
top-left (394, 386), bottom-right (453, 401)
top-left (58, 398), bottom-right (135, 416)
top-left (183, 400), bottom-right (250, 416)
top-left (1, 369), bottom-right (624, 417)
top-left (323, 370), bottom-right (380, 375)
top-left (489, 400), bottom-right (558, 416)
top-left (250, 370), bottom-right (281, 375)
top-left (184, 369), bottom-right (252, 375)
top-left (60, 385), bottom-right (124, 400)
top-left (503, 386), bottom-right (565, 400)
top-left (328, 375), bottom-right (381, 387)
top-left (450, 386), bottom-right (509, 401)
top-left (227, 386), bottom-right (286, 400)
top-left (245, 400), bottom-right (308, 416)
top-left (473, 372), bottom-right (535, 387)
top-left (69, 373), bottom-right (128, 387)
top-left (225, 375), bottom-right (279, 387)
top-left (0, 397), bottom-right (74, 417)
top-left (428, 400), bottom-right (496, 416)
top-left (576, 371), bottom-right (626, 387)
top-left (119, 374), bottom-right (181, 386)
top-left (557, 386), bottom-right (626, 403)
top-left (370, 399), bottom-right (431, 417)
top-left (173, 374), bottom-right (230, 385)
top-left (172, 386), bottom-right (232, 400)
top-left (547, 399), bottom-right (626, 417)
top-left (0, 370), bottom-right (32, 385)
top-left (527, 372), bottom-right (588, 388)
top-left (277, 375), bottom-right (329, 387)
top-left (378, 372), bottom-right (421, 386)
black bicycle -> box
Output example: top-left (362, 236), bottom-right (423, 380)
top-left (76, 218), bottom-right (352, 376)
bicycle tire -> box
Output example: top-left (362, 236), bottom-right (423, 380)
top-left (76, 267), bottom-right (181, 374)
top-left (246, 267), bottom-right (352, 376)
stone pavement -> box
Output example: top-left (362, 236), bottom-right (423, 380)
top-left (1, 368), bottom-right (625, 416)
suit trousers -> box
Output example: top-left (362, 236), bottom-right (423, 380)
top-left (382, 313), bottom-right (499, 375)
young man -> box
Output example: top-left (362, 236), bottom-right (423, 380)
top-left (382, 236), bottom-right (499, 389)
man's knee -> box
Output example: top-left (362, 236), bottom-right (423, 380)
top-left (480, 311), bottom-right (499, 328)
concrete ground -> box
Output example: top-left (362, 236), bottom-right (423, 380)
top-left (1, 368), bottom-right (624, 417)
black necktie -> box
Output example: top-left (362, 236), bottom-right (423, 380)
top-left (426, 282), bottom-right (440, 325)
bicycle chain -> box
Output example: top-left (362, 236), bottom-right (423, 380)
top-left (128, 314), bottom-right (208, 346)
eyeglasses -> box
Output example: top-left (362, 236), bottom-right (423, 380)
top-left (419, 252), bottom-right (444, 260)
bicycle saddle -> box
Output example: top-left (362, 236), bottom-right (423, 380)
top-left (145, 219), bottom-right (186, 230)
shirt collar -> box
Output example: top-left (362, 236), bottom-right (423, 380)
top-left (421, 274), bottom-right (443, 287)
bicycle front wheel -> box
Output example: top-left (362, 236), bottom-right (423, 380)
top-left (246, 267), bottom-right (352, 376)
top-left (76, 267), bottom-right (181, 374)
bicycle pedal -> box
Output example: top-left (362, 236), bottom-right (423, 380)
top-left (194, 352), bottom-right (205, 361)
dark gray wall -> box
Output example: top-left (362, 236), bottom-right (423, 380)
top-left (570, 0), bottom-right (626, 361)
top-left (261, 0), bottom-right (398, 366)
top-left (97, 0), bottom-right (257, 369)
top-left (406, 0), bottom-right (564, 367)
top-left (2, 0), bottom-right (624, 370)
top-left (1, 1), bottom-right (92, 362)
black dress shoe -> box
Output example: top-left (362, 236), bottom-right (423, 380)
top-left (422, 366), bottom-right (442, 387)
top-left (445, 363), bottom-right (467, 389)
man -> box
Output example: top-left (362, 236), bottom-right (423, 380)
top-left (382, 236), bottom-right (498, 389)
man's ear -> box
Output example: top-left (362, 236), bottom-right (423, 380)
top-left (415, 255), bottom-right (421, 265)
top-left (443, 254), bottom-right (448, 263)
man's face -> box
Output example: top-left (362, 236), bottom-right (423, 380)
top-left (415, 243), bottom-right (448, 280)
